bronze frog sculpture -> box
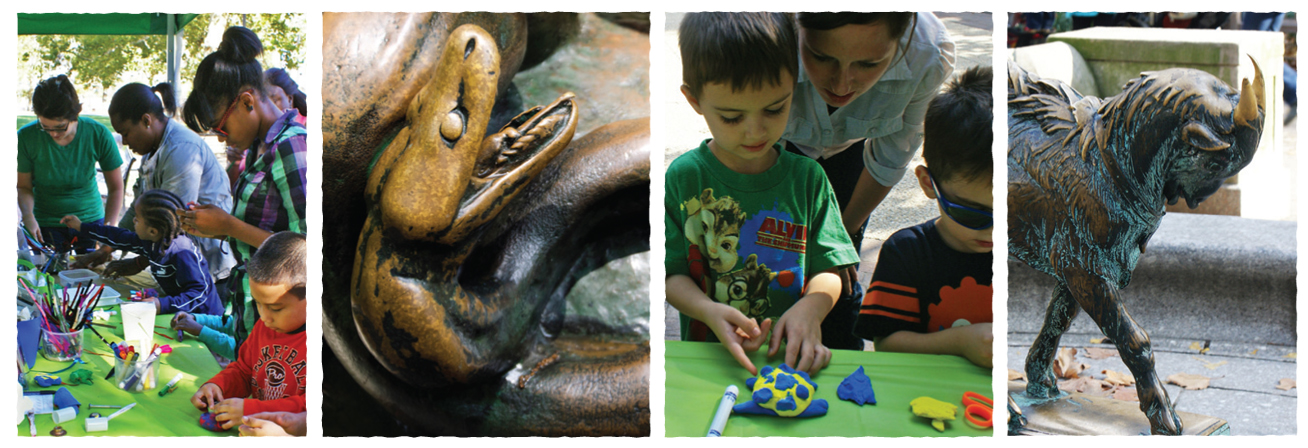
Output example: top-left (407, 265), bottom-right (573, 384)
top-left (323, 15), bottom-right (650, 436)
top-left (1008, 58), bottom-right (1264, 435)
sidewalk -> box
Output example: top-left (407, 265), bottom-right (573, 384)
top-left (663, 13), bottom-right (995, 341)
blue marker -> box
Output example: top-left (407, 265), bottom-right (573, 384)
top-left (707, 385), bottom-right (738, 437)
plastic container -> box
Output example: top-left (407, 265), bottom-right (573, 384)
top-left (59, 269), bottom-right (99, 289)
top-left (40, 329), bottom-right (84, 361)
top-left (114, 353), bottom-right (160, 392)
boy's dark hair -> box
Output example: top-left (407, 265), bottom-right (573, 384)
top-left (247, 231), bottom-right (307, 300)
top-left (135, 189), bottom-right (187, 249)
top-left (265, 68), bottom-right (308, 118)
top-left (679, 12), bottom-right (798, 98)
top-left (109, 82), bottom-right (178, 124)
top-left (33, 75), bottom-right (83, 121)
top-left (924, 65), bottom-right (994, 183)
top-left (182, 26), bottom-right (267, 134)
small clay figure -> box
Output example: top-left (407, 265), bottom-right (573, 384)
top-left (909, 396), bottom-right (957, 432)
top-left (50, 426), bottom-right (67, 436)
top-left (199, 412), bottom-right (225, 432)
top-left (733, 364), bottom-right (828, 418)
top-left (837, 366), bottom-right (876, 406)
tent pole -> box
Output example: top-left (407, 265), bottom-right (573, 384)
top-left (167, 14), bottom-right (180, 90)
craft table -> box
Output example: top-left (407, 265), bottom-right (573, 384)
top-left (19, 286), bottom-right (234, 437)
top-left (665, 341), bottom-right (994, 437)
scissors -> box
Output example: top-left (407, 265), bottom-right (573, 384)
top-left (962, 391), bottom-right (993, 428)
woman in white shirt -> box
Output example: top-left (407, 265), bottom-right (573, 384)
top-left (783, 12), bottom-right (956, 349)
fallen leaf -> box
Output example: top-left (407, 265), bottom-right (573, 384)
top-left (1083, 347), bottom-right (1119, 359)
top-left (1089, 337), bottom-right (1105, 344)
top-left (1102, 369), bottom-right (1135, 386)
top-left (1189, 341), bottom-right (1204, 351)
top-left (1058, 376), bottom-right (1109, 395)
top-left (1200, 348), bottom-right (1210, 354)
top-left (1111, 386), bottom-right (1139, 402)
top-left (1190, 356), bottom-right (1228, 370)
top-left (1250, 349), bottom-right (1259, 356)
top-left (1285, 353), bottom-right (1297, 359)
top-left (1275, 378), bottom-right (1296, 391)
top-left (1167, 373), bottom-right (1212, 390)
top-left (1008, 369), bottom-right (1027, 381)
top-left (1054, 347), bottom-right (1088, 379)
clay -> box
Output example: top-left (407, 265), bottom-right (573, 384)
top-left (50, 426), bottom-right (66, 436)
top-left (322, 17), bottom-right (651, 436)
top-left (1008, 59), bottom-right (1265, 435)
top-left (199, 412), bottom-right (225, 432)
top-left (837, 366), bottom-right (876, 406)
top-left (910, 396), bottom-right (957, 432)
top-left (733, 364), bottom-right (828, 418)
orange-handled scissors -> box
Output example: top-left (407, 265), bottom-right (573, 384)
top-left (962, 391), bottom-right (993, 428)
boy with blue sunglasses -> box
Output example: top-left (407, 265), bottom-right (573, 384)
top-left (854, 65), bottom-right (994, 367)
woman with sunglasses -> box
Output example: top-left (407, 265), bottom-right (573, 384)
top-left (852, 66), bottom-right (993, 368)
top-left (177, 26), bottom-right (307, 360)
top-left (18, 74), bottom-right (126, 254)
top-left (781, 12), bottom-right (956, 349)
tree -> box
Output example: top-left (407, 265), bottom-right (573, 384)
top-left (18, 13), bottom-right (304, 107)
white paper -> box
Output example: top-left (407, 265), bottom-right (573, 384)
top-left (120, 302), bottom-right (157, 349)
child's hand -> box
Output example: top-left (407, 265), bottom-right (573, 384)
top-left (239, 412), bottom-right (305, 437)
top-left (140, 296), bottom-right (161, 313)
top-left (212, 398), bottom-right (245, 430)
top-left (172, 312), bottom-right (204, 337)
top-left (838, 265), bottom-right (859, 296)
top-left (71, 246), bottom-right (113, 269)
top-left (59, 215), bottom-right (82, 231)
top-left (192, 383), bottom-right (225, 411)
top-left (238, 415), bottom-right (291, 437)
top-left (702, 303), bottom-right (772, 376)
top-left (956, 323), bottom-right (994, 368)
top-left (103, 256), bottom-right (149, 278)
top-left (769, 297), bottom-right (832, 376)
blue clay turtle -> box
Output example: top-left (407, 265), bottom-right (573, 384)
top-left (732, 364), bottom-right (828, 418)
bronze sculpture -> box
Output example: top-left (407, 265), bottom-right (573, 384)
top-left (323, 14), bottom-right (650, 436)
top-left (1008, 59), bottom-right (1265, 435)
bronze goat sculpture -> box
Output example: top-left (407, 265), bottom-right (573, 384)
top-left (1008, 58), bottom-right (1265, 435)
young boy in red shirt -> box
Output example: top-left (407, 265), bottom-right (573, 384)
top-left (192, 231), bottom-right (307, 430)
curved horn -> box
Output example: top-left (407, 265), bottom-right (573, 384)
top-left (1233, 55), bottom-right (1265, 129)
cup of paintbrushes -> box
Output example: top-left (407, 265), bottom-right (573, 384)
top-left (39, 329), bottom-right (84, 361)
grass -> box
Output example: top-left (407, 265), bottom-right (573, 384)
top-left (17, 114), bottom-right (113, 131)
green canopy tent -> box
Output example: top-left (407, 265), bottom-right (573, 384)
top-left (18, 13), bottom-right (200, 92)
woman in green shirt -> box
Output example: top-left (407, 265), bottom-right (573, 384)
top-left (17, 74), bottom-right (125, 253)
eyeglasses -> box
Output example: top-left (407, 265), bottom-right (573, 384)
top-left (40, 122), bottom-right (70, 135)
top-left (930, 171), bottom-right (993, 230)
top-left (211, 90), bottom-right (253, 138)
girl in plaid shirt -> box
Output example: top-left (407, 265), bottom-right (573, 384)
top-left (176, 26), bottom-right (307, 359)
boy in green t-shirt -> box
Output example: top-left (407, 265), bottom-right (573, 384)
top-left (666, 12), bottom-right (859, 376)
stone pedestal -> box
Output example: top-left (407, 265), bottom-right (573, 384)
top-left (1048, 28), bottom-right (1286, 218)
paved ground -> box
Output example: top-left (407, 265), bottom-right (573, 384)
top-left (663, 13), bottom-right (995, 342)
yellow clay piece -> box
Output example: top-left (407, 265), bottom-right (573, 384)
top-left (910, 396), bottom-right (957, 432)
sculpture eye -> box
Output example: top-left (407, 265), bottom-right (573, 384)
top-left (440, 103), bottom-right (468, 148)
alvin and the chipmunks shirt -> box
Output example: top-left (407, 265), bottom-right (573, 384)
top-left (855, 220), bottom-right (993, 339)
top-left (665, 140), bottom-right (859, 342)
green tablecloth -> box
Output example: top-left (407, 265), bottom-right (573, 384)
top-left (665, 341), bottom-right (994, 437)
top-left (19, 306), bottom-right (234, 437)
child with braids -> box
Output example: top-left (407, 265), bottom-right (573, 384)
top-left (60, 189), bottom-right (222, 315)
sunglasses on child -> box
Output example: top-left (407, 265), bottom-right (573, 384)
top-left (929, 171), bottom-right (993, 230)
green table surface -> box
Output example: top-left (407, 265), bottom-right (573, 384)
top-left (20, 303), bottom-right (234, 437)
top-left (665, 341), bottom-right (994, 437)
